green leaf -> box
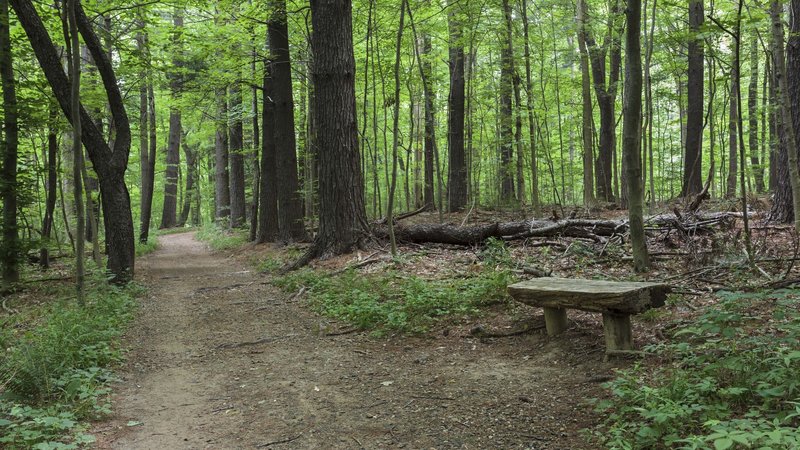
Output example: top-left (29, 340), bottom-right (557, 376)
top-left (714, 437), bottom-right (734, 450)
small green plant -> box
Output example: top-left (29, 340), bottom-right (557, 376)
top-left (480, 237), bottom-right (513, 268)
top-left (274, 267), bottom-right (515, 333)
top-left (0, 271), bottom-right (141, 448)
top-left (590, 290), bottom-right (800, 449)
top-left (135, 239), bottom-right (158, 257)
top-left (196, 224), bottom-right (248, 251)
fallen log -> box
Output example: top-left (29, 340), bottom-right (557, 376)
top-left (377, 219), bottom-right (624, 246)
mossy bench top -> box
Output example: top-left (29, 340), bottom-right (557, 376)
top-left (507, 277), bottom-right (669, 314)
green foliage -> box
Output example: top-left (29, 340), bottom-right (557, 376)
top-left (591, 290), bottom-right (800, 449)
top-left (273, 267), bottom-right (514, 333)
top-left (0, 272), bottom-right (141, 448)
top-left (134, 239), bottom-right (159, 257)
top-left (195, 224), bottom-right (248, 251)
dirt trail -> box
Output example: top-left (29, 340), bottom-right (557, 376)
top-left (95, 232), bottom-right (612, 449)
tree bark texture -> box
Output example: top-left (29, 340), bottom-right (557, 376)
top-left (269, 0), bottom-right (306, 241)
top-left (623, 0), bottom-right (650, 271)
top-left (447, 9), bottom-right (467, 212)
top-left (229, 82), bottom-right (247, 228)
top-left (257, 62), bottom-right (279, 242)
top-left (305, 0), bottom-right (370, 258)
top-left (498, 0), bottom-right (515, 204)
top-left (1, 0), bottom-right (19, 282)
top-left (215, 87), bottom-right (231, 221)
top-left (682, 0), bottom-right (704, 197)
top-left (160, 11), bottom-right (183, 229)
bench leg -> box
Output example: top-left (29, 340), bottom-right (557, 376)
top-left (543, 307), bottom-right (568, 336)
top-left (602, 313), bottom-right (633, 351)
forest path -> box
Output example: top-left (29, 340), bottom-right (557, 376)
top-left (94, 232), bottom-right (607, 449)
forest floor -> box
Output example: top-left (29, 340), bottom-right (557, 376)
top-left (92, 201), bottom-right (798, 449)
top-left (91, 231), bottom-right (616, 449)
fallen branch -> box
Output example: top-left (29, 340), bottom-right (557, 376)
top-left (256, 433), bottom-right (303, 448)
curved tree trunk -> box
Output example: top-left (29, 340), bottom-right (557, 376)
top-left (11, 0), bottom-right (135, 282)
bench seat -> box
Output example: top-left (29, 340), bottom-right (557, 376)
top-left (507, 277), bottom-right (669, 351)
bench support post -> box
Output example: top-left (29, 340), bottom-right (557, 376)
top-left (543, 307), bottom-right (568, 335)
top-left (602, 312), bottom-right (633, 350)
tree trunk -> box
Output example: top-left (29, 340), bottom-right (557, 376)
top-left (682, 0), bottom-right (704, 197)
top-left (269, 0), bottom-right (306, 241)
top-left (178, 134), bottom-right (197, 227)
top-left (498, 0), bottom-right (516, 204)
top-left (160, 11), bottom-right (183, 229)
top-left (520, 0), bottom-right (540, 214)
top-left (11, 0), bottom-right (135, 282)
top-left (300, 0), bottom-right (370, 261)
top-left (768, 1), bottom-right (795, 223)
top-left (40, 107), bottom-right (58, 268)
top-left (249, 43), bottom-right (260, 241)
top-left (257, 62), bottom-right (279, 242)
top-left (749, 35), bottom-right (765, 193)
top-left (623, 0), bottom-right (650, 272)
top-left (229, 82), bottom-right (247, 228)
top-left (446, 6), bottom-right (467, 212)
top-left (727, 74), bottom-right (738, 198)
top-left (421, 31), bottom-right (436, 210)
top-left (577, 0), bottom-right (595, 207)
top-left (215, 87), bottom-right (231, 222)
top-left (1, 0), bottom-right (19, 283)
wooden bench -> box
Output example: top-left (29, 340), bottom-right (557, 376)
top-left (507, 278), bottom-right (669, 351)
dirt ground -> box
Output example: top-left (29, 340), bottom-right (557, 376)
top-left (92, 231), bottom-right (623, 449)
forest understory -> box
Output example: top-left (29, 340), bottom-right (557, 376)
top-left (92, 200), bottom-right (800, 448)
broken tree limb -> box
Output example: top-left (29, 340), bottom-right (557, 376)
top-left (376, 219), bottom-right (624, 246)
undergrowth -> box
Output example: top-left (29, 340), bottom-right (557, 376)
top-left (195, 224), bottom-right (248, 251)
top-left (134, 239), bottom-right (158, 257)
top-left (273, 267), bottom-right (514, 334)
top-left (591, 289), bottom-right (800, 449)
top-left (0, 272), bottom-right (142, 449)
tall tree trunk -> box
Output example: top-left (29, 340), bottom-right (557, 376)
top-left (1, 0), bottom-right (19, 283)
top-left (257, 63), bottom-right (279, 242)
top-left (136, 25), bottom-right (152, 242)
top-left (446, 5), bottom-right (467, 212)
top-left (727, 75), bottom-right (738, 198)
top-left (623, 0), bottom-right (650, 272)
top-left (12, 0), bottom-right (135, 282)
top-left (300, 0), bottom-right (370, 262)
top-left (499, 0), bottom-right (515, 204)
top-left (749, 35), bottom-right (765, 193)
top-left (269, 0), bottom-right (305, 241)
top-left (215, 87), bottom-right (231, 222)
top-left (178, 134), bottom-right (197, 227)
top-left (520, 0), bottom-right (540, 214)
top-left (421, 31), bottom-right (436, 210)
top-left (387, 0), bottom-right (406, 255)
top-left (229, 82), bottom-right (247, 228)
top-left (67, 0), bottom-right (85, 301)
top-left (768, 0), bottom-right (796, 223)
top-left (682, 0), bottom-right (704, 197)
top-left (249, 43), bottom-right (260, 241)
top-left (160, 10), bottom-right (183, 229)
top-left (40, 107), bottom-right (58, 268)
top-left (577, 0), bottom-right (595, 207)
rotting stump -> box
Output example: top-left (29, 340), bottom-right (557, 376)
top-left (507, 277), bottom-right (669, 351)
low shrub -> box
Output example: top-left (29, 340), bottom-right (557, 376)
top-left (0, 272), bottom-right (141, 448)
top-left (274, 267), bottom-right (514, 333)
top-left (591, 290), bottom-right (800, 449)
